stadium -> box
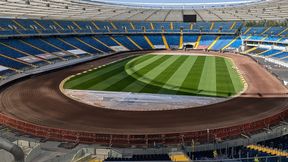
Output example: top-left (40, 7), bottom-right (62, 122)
top-left (0, 0), bottom-right (287, 161)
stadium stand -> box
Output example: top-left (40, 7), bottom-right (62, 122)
top-left (105, 154), bottom-right (171, 161)
top-left (112, 35), bottom-right (140, 51)
top-left (3, 18), bottom-right (288, 79)
top-left (244, 46), bottom-right (288, 62)
top-left (146, 35), bottom-right (165, 49)
top-left (165, 34), bottom-right (181, 49)
top-left (0, 0), bottom-right (288, 161)
top-left (197, 35), bottom-right (218, 49)
top-left (241, 22), bottom-right (288, 64)
top-left (169, 152), bottom-right (191, 162)
top-left (0, 18), bottom-right (241, 36)
top-left (260, 49), bottom-right (282, 57)
top-left (0, 18), bottom-right (246, 77)
top-left (183, 34), bottom-right (199, 43)
top-left (101, 135), bottom-right (288, 162)
top-left (210, 35), bottom-right (235, 51)
top-left (129, 35), bottom-right (153, 50)
top-left (247, 145), bottom-right (288, 157)
top-left (187, 135), bottom-right (288, 161)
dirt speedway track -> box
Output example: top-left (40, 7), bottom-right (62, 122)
top-left (0, 51), bottom-right (288, 145)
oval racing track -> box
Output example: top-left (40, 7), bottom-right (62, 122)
top-left (0, 51), bottom-right (288, 145)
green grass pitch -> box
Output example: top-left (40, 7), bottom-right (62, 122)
top-left (64, 54), bottom-right (244, 97)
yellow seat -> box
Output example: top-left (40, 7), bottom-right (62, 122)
top-left (170, 154), bottom-right (190, 162)
top-left (247, 144), bottom-right (288, 157)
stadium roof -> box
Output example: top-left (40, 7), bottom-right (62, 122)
top-left (85, 0), bottom-right (266, 9)
top-left (0, 0), bottom-right (287, 21)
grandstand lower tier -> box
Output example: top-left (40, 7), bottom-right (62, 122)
top-left (103, 136), bottom-right (288, 161)
top-left (0, 51), bottom-right (287, 146)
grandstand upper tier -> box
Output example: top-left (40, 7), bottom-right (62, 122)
top-left (0, 19), bottom-right (242, 36)
top-left (0, 0), bottom-right (286, 21)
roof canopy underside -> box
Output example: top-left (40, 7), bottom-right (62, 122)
top-left (85, 0), bottom-right (266, 9)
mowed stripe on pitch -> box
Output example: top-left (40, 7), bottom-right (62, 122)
top-left (68, 55), bottom-right (154, 90)
top-left (224, 59), bottom-right (244, 93)
top-left (65, 54), bottom-right (244, 97)
top-left (135, 56), bottom-right (182, 85)
top-left (177, 56), bottom-right (206, 95)
top-left (215, 57), bottom-right (235, 96)
top-left (197, 56), bottom-right (217, 96)
top-left (88, 55), bottom-right (163, 90)
top-left (159, 56), bottom-right (197, 92)
top-left (64, 58), bottom-right (130, 89)
top-left (118, 55), bottom-right (177, 92)
top-left (138, 55), bottom-right (189, 93)
top-left (120, 55), bottom-right (172, 92)
top-left (103, 55), bottom-right (172, 91)
top-left (125, 55), bottom-right (165, 76)
top-left (125, 54), bottom-right (157, 70)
